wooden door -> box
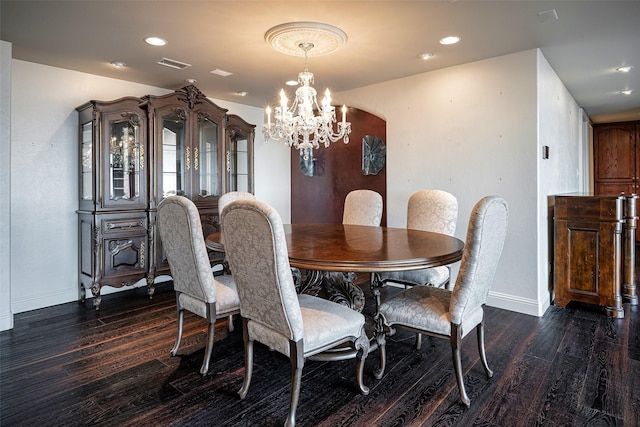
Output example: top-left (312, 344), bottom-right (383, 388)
top-left (594, 121), bottom-right (638, 195)
top-left (593, 121), bottom-right (639, 243)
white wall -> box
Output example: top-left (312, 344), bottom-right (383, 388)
top-left (1, 41), bottom-right (13, 330)
top-left (5, 58), bottom-right (287, 321)
top-left (536, 50), bottom-right (582, 313)
top-left (339, 49), bottom-right (581, 316)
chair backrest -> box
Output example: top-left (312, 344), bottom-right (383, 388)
top-left (221, 199), bottom-right (303, 341)
top-left (450, 196), bottom-right (508, 324)
top-left (342, 189), bottom-right (383, 226)
top-left (218, 191), bottom-right (256, 215)
top-left (407, 189), bottom-right (458, 236)
top-left (157, 196), bottom-right (216, 303)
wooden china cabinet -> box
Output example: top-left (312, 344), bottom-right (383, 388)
top-left (142, 85), bottom-right (230, 284)
top-left (77, 85), bottom-right (254, 309)
top-left (77, 97), bottom-right (149, 309)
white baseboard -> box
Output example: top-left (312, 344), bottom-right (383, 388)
top-left (486, 290), bottom-right (549, 317)
top-left (0, 312), bottom-right (14, 331)
top-left (11, 288), bottom-right (79, 314)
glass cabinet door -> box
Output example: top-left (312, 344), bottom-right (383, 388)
top-left (108, 118), bottom-right (141, 201)
top-left (80, 121), bottom-right (93, 201)
top-left (101, 113), bottom-right (146, 209)
top-left (160, 112), bottom-right (186, 198)
top-left (197, 116), bottom-right (220, 198)
top-left (225, 115), bottom-right (255, 194)
top-left (228, 137), bottom-right (249, 192)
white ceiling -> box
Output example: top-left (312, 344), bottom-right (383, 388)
top-left (2, 1), bottom-right (639, 124)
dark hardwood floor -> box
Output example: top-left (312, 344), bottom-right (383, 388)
top-left (2, 274), bottom-right (639, 426)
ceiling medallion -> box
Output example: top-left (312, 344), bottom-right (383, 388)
top-left (263, 22), bottom-right (351, 162)
top-left (265, 22), bottom-right (348, 57)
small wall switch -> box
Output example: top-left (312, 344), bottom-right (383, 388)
top-left (542, 145), bottom-right (550, 159)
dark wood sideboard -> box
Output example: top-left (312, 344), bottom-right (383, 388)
top-left (553, 193), bottom-right (637, 317)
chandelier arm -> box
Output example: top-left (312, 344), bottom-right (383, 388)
top-left (263, 41), bottom-right (351, 160)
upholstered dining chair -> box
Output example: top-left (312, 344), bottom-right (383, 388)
top-left (157, 195), bottom-right (240, 376)
top-left (217, 191), bottom-right (256, 275)
top-left (342, 189), bottom-right (383, 226)
top-left (221, 199), bottom-right (370, 427)
top-left (375, 196), bottom-right (508, 406)
top-left (218, 191), bottom-right (256, 215)
top-left (377, 189), bottom-right (458, 290)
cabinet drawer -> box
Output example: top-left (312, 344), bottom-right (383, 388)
top-left (100, 213), bottom-right (147, 234)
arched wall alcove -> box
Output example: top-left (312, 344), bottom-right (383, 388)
top-left (291, 107), bottom-right (387, 225)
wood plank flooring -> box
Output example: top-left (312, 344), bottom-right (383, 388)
top-left (1, 277), bottom-right (639, 426)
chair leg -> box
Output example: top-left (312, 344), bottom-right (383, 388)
top-left (450, 323), bottom-right (470, 406)
top-left (415, 333), bottom-right (422, 349)
top-left (170, 294), bottom-right (183, 357)
top-left (238, 318), bottom-right (254, 400)
top-left (287, 340), bottom-right (305, 427)
top-left (356, 350), bottom-right (370, 395)
top-left (228, 314), bottom-right (234, 332)
top-left (200, 302), bottom-right (217, 376)
top-left (477, 320), bottom-right (493, 378)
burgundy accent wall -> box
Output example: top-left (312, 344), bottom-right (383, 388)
top-left (291, 107), bottom-right (387, 225)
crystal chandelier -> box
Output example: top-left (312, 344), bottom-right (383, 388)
top-left (263, 42), bottom-right (350, 160)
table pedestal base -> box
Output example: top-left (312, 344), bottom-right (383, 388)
top-left (292, 268), bottom-right (365, 312)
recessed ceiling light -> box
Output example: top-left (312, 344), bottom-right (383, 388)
top-left (418, 52), bottom-right (433, 60)
top-left (110, 61), bottom-right (126, 68)
top-left (621, 89), bottom-right (634, 95)
top-left (145, 36), bottom-right (167, 46)
top-left (184, 78), bottom-right (197, 84)
top-left (210, 68), bottom-right (233, 77)
top-left (439, 36), bottom-right (460, 45)
top-left (617, 66), bottom-right (633, 73)
top-left (285, 80), bottom-right (298, 86)
top-left (236, 91), bottom-right (248, 97)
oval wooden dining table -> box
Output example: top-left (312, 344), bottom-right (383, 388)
top-left (206, 223), bottom-right (464, 312)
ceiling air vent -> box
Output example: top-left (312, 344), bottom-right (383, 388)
top-left (157, 57), bottom-right (191, 70)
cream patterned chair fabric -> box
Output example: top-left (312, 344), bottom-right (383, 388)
top-left (217, 191), bottom-right (256, 274)
top-left (221, 199), bottom-right (370, 427)
top-left (376, 196), bottom-right (508, 406)
top-left (378, 189), bottom-right (458, 289)
top-left (342, 189), bottom-right (383, 226)
top-left (157, 195), bottom-right (240, 375)
top-left (218, 191), bottom-right (256, 215)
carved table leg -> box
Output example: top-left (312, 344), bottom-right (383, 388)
top-left (369, 272), bottom-right (383, 315)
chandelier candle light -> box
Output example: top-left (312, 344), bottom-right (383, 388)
top-left (263, 42), bottom-right (350, 160)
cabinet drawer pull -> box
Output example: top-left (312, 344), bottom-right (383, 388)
top-left (105, 219), bottom-right (144, 230)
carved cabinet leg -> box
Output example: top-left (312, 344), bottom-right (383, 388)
top-left (147, 274), bottom-right (156, 300)
top-left (90, 282), bottom-right (102, 310)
